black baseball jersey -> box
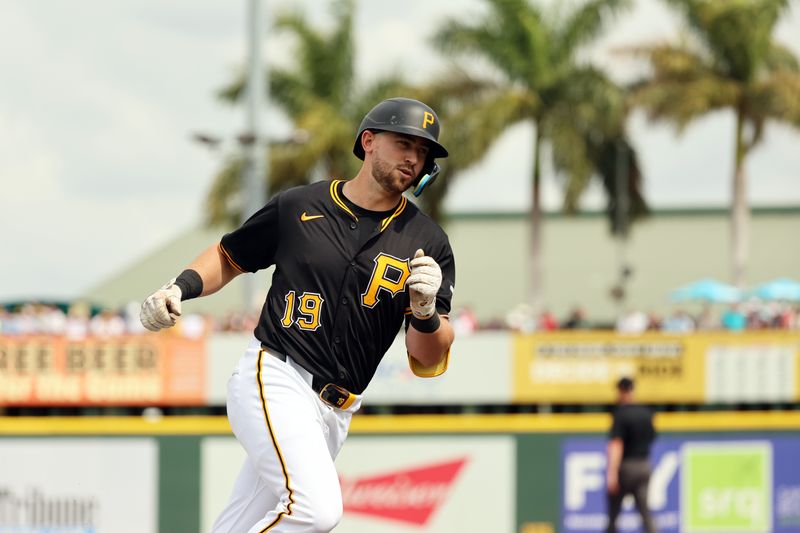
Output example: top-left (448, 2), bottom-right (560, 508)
top-left (609, 404), bottom-right (656, 460)
top-left (219, 179), bottom-right (456, 394)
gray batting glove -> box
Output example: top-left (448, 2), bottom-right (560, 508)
top-left (407, 249), bottom-right (442, 319)
top-left (140, 278), bottom-right (182, 332)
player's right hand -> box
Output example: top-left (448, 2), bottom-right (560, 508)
top-left (140, 279), bottom-right (182, 332)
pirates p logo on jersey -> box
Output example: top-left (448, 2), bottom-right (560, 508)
top-left (361, 253), bottom-right (411, 308)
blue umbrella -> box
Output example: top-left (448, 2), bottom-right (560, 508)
top-left (669, 278), bottom-right (742, 303)
top-left (749, 278), bottom-right (800, 301)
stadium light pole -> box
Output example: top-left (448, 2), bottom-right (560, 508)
top-left (241, 0), bottom-right (269, 313)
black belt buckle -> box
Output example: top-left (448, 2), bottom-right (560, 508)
top-left (319, 383), bottom-right (354, 409)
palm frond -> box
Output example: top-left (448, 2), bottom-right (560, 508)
top-left (764, 42), bottom-right (800, 72)
top-left (749, 70), bottom-right (800, 126)
top-left (554, 0), bottom-right (632, 63)
top-left (665, 0), bottom-right (789, 81)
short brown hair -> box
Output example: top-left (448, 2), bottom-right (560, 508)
top-left (616, 377), bottom-right (634, 392)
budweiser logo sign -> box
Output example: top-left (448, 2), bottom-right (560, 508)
top-left (340, 457), bottom-right (468, 526)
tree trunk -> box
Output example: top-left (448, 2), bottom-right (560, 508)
top-left (731, 107), bottom-right (749, 289)
top-left (529, 123), bottom-right (544, 312)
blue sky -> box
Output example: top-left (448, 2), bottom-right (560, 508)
top-left (1, 0), bottom-right (799, 301)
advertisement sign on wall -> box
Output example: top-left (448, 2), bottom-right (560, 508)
top-left (201, 435), bottom-right (515, 532)
top-left (561, 436), bottom-right (800, 533)
top-left (514, 332), bottom-right (704, 403)
top-left (514, 332), bottom-right (800, 404)
top-left (362, 332), bottom-right (512, 405)
top-left (0, 335), bottom-right (205, 405)
top-left (0, 439), bottom-right (157, 533)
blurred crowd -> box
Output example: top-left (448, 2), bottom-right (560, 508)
top-left (1, 300), bottom-right (798, 338)
top-left (0, 302), bottom-right (214, 339)
top-left (451, 301), bottom-right (800, 335)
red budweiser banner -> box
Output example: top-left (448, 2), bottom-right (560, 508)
top-left (340, 457), bottom-right (468, 526)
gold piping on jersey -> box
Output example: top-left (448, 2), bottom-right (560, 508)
top-left (329, 180), bottom-right (358, 221)
top-left (256, 349), bottom-right (295, 531)
top-left (218, 243), bottom-right (247, 273)
top-left (379, 196), bottom-right (407, 232)
top-left (330, 179), bottom-right (407, 232)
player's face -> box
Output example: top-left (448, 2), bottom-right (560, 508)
top-left (370, 132), bottom-right (430, 195)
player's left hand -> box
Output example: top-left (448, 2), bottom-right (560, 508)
top-left (407, 249), bottom-right (442, 319)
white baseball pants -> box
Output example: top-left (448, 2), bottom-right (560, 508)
top-left (211, 337), bottom-right (362, 533)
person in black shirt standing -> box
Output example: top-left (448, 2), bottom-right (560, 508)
top-left (606, 377), bottom-right (658, 533)
top-left (139, 97), bottom-right (455, 533)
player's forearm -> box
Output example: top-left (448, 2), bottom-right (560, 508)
top-left (607, 438), bottom-right (623, 473)
top-left (406, 315), bottom-right (454, 367)
top-left (185, 244), bottom-right (242, 297)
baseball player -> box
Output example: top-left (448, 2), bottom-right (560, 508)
top-left (140, 97), bottom-right (456, 533)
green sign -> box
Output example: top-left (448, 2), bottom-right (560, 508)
top-left (682, 442), bottom-right (771, 532)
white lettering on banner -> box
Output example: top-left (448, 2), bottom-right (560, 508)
top-left (564, 511), bottom-right (681, 531)
top-left (699, 488), bottom-right (765, 523)
top-left (565, 451), bottom-right (678, 512)
top-left (565, 453), bottom-right (605, 509)
top-left (564, 512), bottom-right (606, 529)
top-left (649, 451), bottom-right (679, 510)
top-left (85, 375), bottom-right (161, 401)
top-left (0, 376), bottom-right (32, 401)
top-left (342, 476), bottom-right (451, 508)
top-left (531, 361), bottom-right (636, 383)
top-left (778, 484), bottom-right (800, 530)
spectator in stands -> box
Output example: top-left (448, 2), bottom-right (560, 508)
top-left (0, 308), bottom-right (9, 334)
top-left (505, 303), bottom-right (537, 332)
top-left (562, 306), bottom-right (590, 329)
top-left (537, 309), bottom-right (559, 331)
top-left (775, 304), bottom-right (795, 329)
top-left (39, 304), bottom-right (67, 335)
top-left (89, 309), bottom-right (126, 337)
top-left (646, 312), bottom-right (662, 331)
top-left (694, 304), bottom-right (717, 330)
top-left (720, 304), bottom-right (746, 331)
top-left (65, 301), bottom-right (90, 339)
top-left (615, 309), bottom-right (648, 334)
top-left (661, 309), bottom-right (695, 333)
top-left (452, 304), bottom-right (479, 335)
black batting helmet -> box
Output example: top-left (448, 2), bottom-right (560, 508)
top-left (353, 97), bottom-right (448, 187)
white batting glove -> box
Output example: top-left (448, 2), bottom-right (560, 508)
top-left (140, 279), bottom-right (182, 332)
top-left (407, 249), bottom-right (442, 319)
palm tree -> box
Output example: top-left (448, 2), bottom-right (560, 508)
top-left (432, 0), bottom-right (646, 311)
top-left (205, 0), bottom-right (406, 226)
top-left (628, 0), bottom-right (800, 287)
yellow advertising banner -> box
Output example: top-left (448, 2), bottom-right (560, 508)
top-left (0, 334), bottom-right (206, 406)
top-left (512, 331), bottom-right (800, 403)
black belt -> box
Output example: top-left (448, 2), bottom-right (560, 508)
top-left (260, 344), bottom-right (356, 409)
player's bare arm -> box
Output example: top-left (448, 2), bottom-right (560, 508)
top-left (406, 315), bottom-right (454, 367)
top-left (606, 437), bottom-right (623, 494)
top-left (188, 243), bottom-right (242, 297)
top-left (139, 244), bottom-right (241, 332)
